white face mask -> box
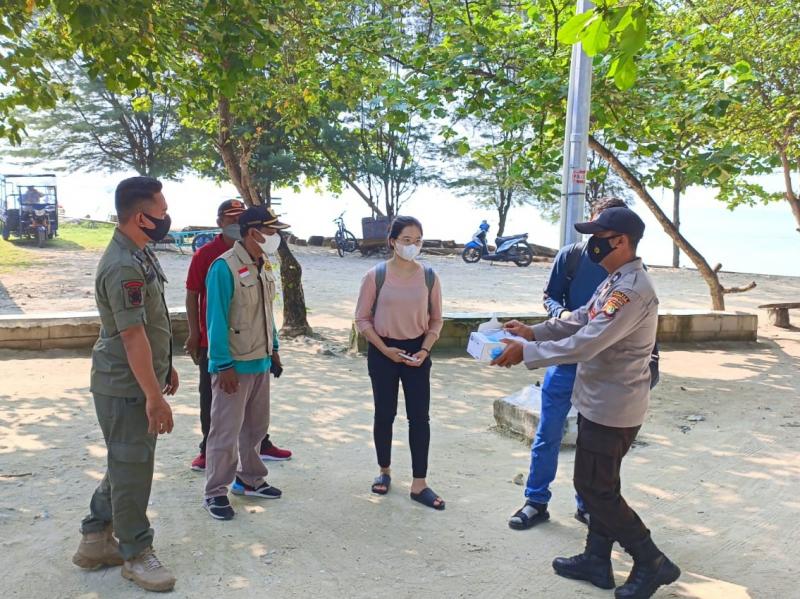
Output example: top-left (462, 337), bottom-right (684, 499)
top-left (395, 242), bottom-right (421, 262)
top-left (256, 232), bottom-right (281, 255)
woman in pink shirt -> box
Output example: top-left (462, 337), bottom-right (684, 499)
top-left (355, 216), bottom-right (445, 510)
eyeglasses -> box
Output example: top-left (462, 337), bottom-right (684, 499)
top-left (397, 236), bottom-right (423, 245)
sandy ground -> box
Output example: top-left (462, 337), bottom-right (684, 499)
top-left (1, 245), bottom-right (800, 598)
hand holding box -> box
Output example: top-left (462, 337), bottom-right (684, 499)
top-left (467, 329), bottom-right (527, 362)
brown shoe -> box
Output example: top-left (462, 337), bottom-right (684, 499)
top-left (72, 525), bottom-right (124, 569)
top-left (122, 547), bottom-right (176, 592)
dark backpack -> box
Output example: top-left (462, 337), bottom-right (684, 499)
top-left (371, 261), bottom-right (436, 317)
top-left (563, 241), bottom-right (586, 309)
top-left (564, 242), bottom-right (660, 390)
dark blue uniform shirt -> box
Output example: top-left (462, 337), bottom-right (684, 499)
top-left (542, 242), bottom-right (608, 317)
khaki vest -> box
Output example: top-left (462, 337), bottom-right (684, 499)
top-left (217, 242), bottom-right (276, 361)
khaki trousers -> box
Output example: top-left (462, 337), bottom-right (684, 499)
top-left (204, 372), bottom-right (270, 499)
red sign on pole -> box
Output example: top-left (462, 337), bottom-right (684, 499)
top-left (572, 169), bottom-right (586, 184)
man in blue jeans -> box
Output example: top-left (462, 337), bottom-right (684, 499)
top-left (509, 197), bottom-right (626, 530)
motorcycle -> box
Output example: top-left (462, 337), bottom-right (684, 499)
top-left (28, 208), bottom-right (52, 248)
top-left (461, 220), bottom-right (533, 267)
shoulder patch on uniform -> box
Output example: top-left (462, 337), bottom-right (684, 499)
top-left (601, 290), bottom-right (630, 318)
top-left (122, 280), bottom-right (144, 308)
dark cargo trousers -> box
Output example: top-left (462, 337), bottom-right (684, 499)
top-left (573, 414), bottom-right (650, 548)
top-left (80, 393), bottom-right (157, 560)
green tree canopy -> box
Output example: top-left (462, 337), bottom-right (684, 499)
top-left (7, 60), bottom-right (193, 177)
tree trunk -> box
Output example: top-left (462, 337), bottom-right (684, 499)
top-left (264, 180), bottom-right (272, 208)
top-left (779, 149), bottom-right (800, 232)
top-left (383, 175), bottom-right (391, 220)
top-left (589, 136), bottom-right (755, 310)
top-left (672, 177), bottom-right (681, 268)
top-left (217, 97), bottom-right (248, 201)
top-left (497, 189), bottom-right (510, 237)
top-left (218, 97), bottom-right (312, 338)
top-left (497, 211), bottom-right (507, 238)
top-left (276, 233), bottom-right (313, 337)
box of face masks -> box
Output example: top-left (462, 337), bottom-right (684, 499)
top-left (467, 329), bottom-right (527, 362)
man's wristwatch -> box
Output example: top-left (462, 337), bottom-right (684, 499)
top-left (420, 348), bottom-right (431, 356)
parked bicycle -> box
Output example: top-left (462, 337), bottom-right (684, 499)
top-left (333, 211), bottom-right (358, 257)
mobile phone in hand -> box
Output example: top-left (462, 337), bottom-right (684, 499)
top-left (399, 353), bottom-right (418, 362)
top-left (270, 362), bottom-right (283, 378)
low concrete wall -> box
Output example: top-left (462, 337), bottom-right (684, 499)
top-left (349, 313), bottom-right (548, 354)
top-left (0, 309), bottom-right (189, 350)
top-left (656, 310), bottom-right (758, 342)
top-left (349, 310), bottom-right (758, 353)
top-left (0, 309), bottom-right (757, 352)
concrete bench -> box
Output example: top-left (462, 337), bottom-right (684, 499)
top-left (758, 302), bottom-right (800, 328)
top-left (349, 310), bottom-right (758, 353)
top-left (494, 384), bottom-right (578, 446)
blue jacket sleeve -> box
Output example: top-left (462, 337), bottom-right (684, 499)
top-left (206, 260), bottom-right (235, 371)
top-left (543, 248), bottom-right (570, 318)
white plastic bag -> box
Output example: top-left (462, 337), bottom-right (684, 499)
top-left (477, 314), bottom-right (501, 333)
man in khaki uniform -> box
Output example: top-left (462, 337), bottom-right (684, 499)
top-left (494, 207), bottom-right (680, 599)
top-left (203, 205), bottom-right (287, 520)
top-left (73, 176), bottom-right (178, 593)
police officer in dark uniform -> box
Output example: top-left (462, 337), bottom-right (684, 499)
top-left (72, 177), bottom-right (177, 593)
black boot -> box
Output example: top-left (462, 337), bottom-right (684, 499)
top-left (552, 531), bottom-right (616, 590)
top-left (615, 536), bottom-right (681, 599)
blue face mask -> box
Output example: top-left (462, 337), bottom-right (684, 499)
top-left (222, 224), bottom-right (241, 241)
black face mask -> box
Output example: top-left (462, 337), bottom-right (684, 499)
top-left (587, 234), bottom-right (621, 263)
top-left (140, 212), bottom-right (172, 242)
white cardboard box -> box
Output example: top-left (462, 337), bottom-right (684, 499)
top-left (467, 330), bottom-right (527, 362)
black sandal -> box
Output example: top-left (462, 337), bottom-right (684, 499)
top-left (371, 473), bottom-right (391, 495)
top-left (508, 502), bottom-right (550, 530)
top-left (410, 487), bottom-right (445, 511)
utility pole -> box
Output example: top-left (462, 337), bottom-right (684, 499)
top-left (559, 0), bottom-right (594, 246)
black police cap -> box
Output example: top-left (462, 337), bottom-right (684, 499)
top-left (575, 206), bottom-right (645, 239)
top-left (238, 205), bottom-right (290, 231)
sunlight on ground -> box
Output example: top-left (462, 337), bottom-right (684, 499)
top-left (86, 444), bottom-right (106, 459)
top-left (227, 576), bottom-right (250, 590)
top-left (83, 469), bottom-right (104, 481)
top-left (634, 483), bottom-right (680, 501)
top-left (660, 349), bottom-right (777, 381)
top-left (249, 542), bottom-right (268, 558)
top-left (0, 427), bottom-right (47, 452)
top-left (171, 404), bottom-right (197, 416)
top-left (673, 572), bottom-right (753, 599)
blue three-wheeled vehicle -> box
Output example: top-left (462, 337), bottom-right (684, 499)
top-left (0, 174), bottom-right (60, 247)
